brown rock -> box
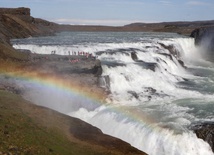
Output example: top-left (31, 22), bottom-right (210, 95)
top-left (0, 7), bottom-right (30, 16)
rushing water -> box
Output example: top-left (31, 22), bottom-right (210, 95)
top-left (11, 32), bottom-right (214, 155)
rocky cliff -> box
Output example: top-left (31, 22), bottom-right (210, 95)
top-left (190, 26), bottom-right (214, 61)
top-left (0, 7), bottom-right (30, 15)
top-left (0, 7), bottom-right (59, 42)
top-left (0, 7), bottom-right (60, 61)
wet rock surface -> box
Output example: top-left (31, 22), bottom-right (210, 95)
top-left (192, 122), bottom-right (214, 152)
top-left (190, 27), bottom-right (214, 61)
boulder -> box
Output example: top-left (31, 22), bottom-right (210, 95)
top-left (92, 59), bottom-right (103, 76)
top-left (131, 51), bottom-right (138, 61)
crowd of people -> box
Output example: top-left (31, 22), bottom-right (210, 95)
top-left (51, 50), bottom-right (97, 64)
top-left (51, 50), bottom-right (95, 58)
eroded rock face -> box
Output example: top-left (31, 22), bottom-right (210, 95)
top-left (0, 7), bottom-right (60, 60)
top-left (0, 7), bottom-right (59, 42)
top-left (190, 27), bottom-right (214, 61)
top-left (91, 59), bottom-right (102, 76)
top-left (190, 27), bottom-right (214, 46)
top-left (0, 7), bottom-right (30, 16)
top-left (159, 43), bottom-right (181, 59)
top-left (192, 123), bottom-right (214, 152)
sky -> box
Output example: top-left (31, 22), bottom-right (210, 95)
top-left (0, 0), bottom-right (214, 26)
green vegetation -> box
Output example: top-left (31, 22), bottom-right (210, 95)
top-left (0, 42), bottom-right (29, 61)
top-left (0, 90), bottom-right (116, 155)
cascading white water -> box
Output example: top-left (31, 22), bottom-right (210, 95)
top-left (11, 32), bottom-right (214, 155)
top-left (70, 37), bottom-right (214, 155)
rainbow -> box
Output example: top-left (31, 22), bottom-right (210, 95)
top-left (2, 69), bottom-right (208, 155)
top-left (0, 68), bottom-right (106, 106)
top-left (0, 68), bottom-right (156, 124)
top-left (0, 62), bottom-right (163, 134)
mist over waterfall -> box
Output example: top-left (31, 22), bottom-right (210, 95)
top-left (11, 32), bottom-right (214, 155)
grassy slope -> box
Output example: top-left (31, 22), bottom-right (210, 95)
top-left (0, 90), bottom-right (145, 155)
top-left (0, 90), bottom-right (99, 154)
top-left (0, 42), bottom-right (28, 61)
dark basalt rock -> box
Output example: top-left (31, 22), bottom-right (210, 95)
top-left (159, 43), bottom-right (180, 59)
top-left (190, 27), bottom-right (214, 61)
top-left (192, 122), bottom-right (214, 152)
top-left (190, 27), bottom-right (214, 46)
top-left (178, 59), bottom-right (187, 68)
top-left (136, 60), bottom-right (157, 72)
top-left (96, 49), bottom-right (130, 56)
top-left (158, 51), bottom-right (186, 68)
top-left (158, 53), bottom-right (173, 61)
top-left (145, 87), bottom-right (157, 94)
top-left (131, 51), bottom-right (138, 61)
top-left (130, 52), bottom-right (157, 71)
top-left (102, 61), bottom-right (126, 67)
top-left (92, 59), bottom-right (103, 76)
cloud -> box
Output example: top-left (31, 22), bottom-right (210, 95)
top-left (159, 0), bottom-right (173, 6)
top-left (186, 1), bottom-right (209, 6)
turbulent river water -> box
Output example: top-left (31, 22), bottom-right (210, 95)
top-left (11, 32), bottom-right (214, 155)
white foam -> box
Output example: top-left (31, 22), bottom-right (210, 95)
top-left (85, 107), bottom-right (213, 155)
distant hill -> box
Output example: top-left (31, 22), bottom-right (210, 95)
top-left (124, 20), bottom-right (214, 35)
top-left (58, 20), bottom-right (214, 35)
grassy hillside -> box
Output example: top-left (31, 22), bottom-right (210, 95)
top-left (0, 90), bottom-right (145, 155)
top-left (0, 42), bottom-right (28, 60)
